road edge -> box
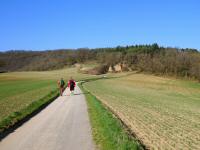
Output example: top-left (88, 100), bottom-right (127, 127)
top-left (0, 89), bottom-right (61, 140)
top-left (79, 82), bottom-right (144, 150)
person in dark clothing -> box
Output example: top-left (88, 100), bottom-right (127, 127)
top-left (68, 77), bottom-right (76, 95)
top-left (58, 78), bottom-right (65, 96)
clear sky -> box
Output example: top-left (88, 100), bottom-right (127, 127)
top-left (0, 0), bottom-right (199, 51)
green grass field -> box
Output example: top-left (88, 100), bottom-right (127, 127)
top-left (1, 67), bottom-right (200, 149)
top-left (84, 73), bottom-right (200, 149)
top-left (0, 67), bottom-right (96, 131)
top-left (80, 83), bottom-right (141, 150)
top-left (0, 66), bottom-right (143, 150)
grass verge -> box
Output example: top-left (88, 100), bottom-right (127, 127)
top-left (0, 89), bottom-right (60, 135)
top-left (79, 83), bottom-right (142, 150)
top-left (83, 73), bottom-right (200, 149)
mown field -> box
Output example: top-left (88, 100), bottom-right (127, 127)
top-left (84, 73), bottom-right (200, 149)
top-left (0, 67), bottom-right (95, 129)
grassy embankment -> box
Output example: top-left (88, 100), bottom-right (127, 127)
top-left (84, 73), bottom-right (200, 149)
top-left (80, 82), bottom-right (141, 150)
top-left (0, 67), bottom-right (96, 132)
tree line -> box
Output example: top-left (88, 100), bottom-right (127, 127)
top-left (0, 44), bottom-right (200, 80)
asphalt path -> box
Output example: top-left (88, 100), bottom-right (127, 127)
top-left (0, 86), bottom-right (95, 150)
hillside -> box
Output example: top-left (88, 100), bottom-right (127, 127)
top-left (0, 44), bottom-right (200, 80)
top-left (0, 49), bottom-right (90, 72)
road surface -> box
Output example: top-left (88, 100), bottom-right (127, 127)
top-left (0, 86), bottom-right (95, 150)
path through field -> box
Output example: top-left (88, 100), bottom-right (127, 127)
top-left (0, 86), bottom-right (95, 150)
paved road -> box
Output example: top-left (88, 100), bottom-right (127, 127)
top-left (0, 86), bottom-right (95, 150)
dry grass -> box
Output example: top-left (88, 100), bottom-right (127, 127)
top-left (0, 67), bottom-right (96, 81)
top-left (84, 73), bottom-right (200, 149)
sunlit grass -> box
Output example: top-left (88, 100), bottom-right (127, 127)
top-left (84, 73), bottom-right (200, 149)
top-left (0, 67), bottom-right (96, 131)
top-left (80, 83), bottom-right (141, 150)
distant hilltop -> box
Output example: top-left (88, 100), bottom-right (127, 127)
top-left (0, 44), bottom-right (200, 81)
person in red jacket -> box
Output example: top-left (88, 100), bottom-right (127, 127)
top-left (68, 77), bottom-right (76, 95)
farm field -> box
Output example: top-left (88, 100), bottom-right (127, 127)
top-left (84, 73), bottom-right (200, 149)
top-left (0, 67), bottom-right (95, 125)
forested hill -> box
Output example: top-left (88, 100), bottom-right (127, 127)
top-left (0, 49), bottom-right (96, 71)
top-left (0, 44), bottom-right (200, 80)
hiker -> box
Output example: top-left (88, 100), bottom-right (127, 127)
top-left (68, 77), bottom-right (76, 95)
top-left (58, 78), bottom-right (65, 96)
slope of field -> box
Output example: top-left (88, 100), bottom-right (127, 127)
top-left (84, 73), bottom-right (200, 149)
top-left (0, 67), bottom-right (95, 126)
top-left (80, 83), bottom-right (141, 150)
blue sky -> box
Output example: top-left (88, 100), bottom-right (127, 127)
top-left (0, 0), bottom-right (199, 51)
